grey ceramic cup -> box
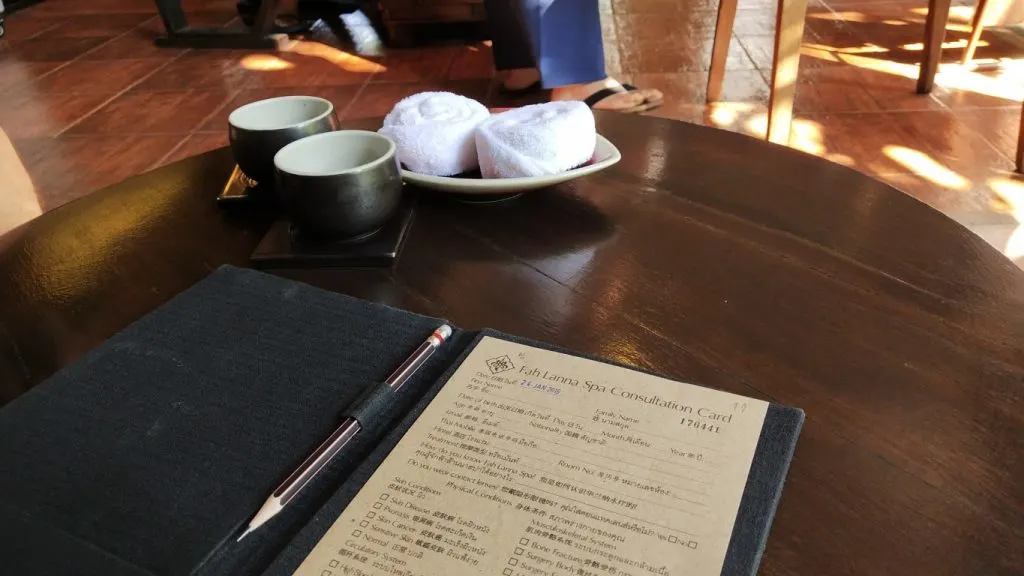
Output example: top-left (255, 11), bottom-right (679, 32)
top-left (228, 96), bottom-right (340, 187)
top-left (273, 131), bottom-right (403, 240)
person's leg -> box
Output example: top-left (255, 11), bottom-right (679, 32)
top-left (517, 0), bottom-right (662, 111)
top-left (486, 0), bottom-right (662, 110)
top-left (519, 0), bottom-right (606, 89)
top-left (485, 0), bottom-right (541, 92)
top-left (484, 0), bottom-right (535, 72)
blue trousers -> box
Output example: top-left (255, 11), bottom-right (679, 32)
top-left (485, 0), bottom-right (607, 88)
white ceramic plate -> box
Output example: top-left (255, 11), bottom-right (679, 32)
top-left (400, 134), bottom-right (621, 195)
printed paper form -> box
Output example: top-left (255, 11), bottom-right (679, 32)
top-left (295, 336), bottom-right (769, 576)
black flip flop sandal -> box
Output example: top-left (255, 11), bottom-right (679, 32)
top-left (622, 83), bottom-right (665, 106)
top-left (584, 84), bottom-right (662, 113)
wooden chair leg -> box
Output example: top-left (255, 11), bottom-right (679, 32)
top-left (918, 0), bottom-right (952, 93)
top-left (961, 0), bottom-right (990, 65)
top-left (766, 0), bottom-right (809, 145)
top-left (1016, 102), bottom-right (1023, 173)
top-left (707, 0), bottom-right (739, 103)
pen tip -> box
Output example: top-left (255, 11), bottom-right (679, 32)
top-left (237, 528), bottom-right (253, 543)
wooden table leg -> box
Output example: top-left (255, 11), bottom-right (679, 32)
top-left (251, 0), bottom-right (279, 36)
top-left (766, 0), bottom-right (809, 145)
top-left (707, 0), bottom-right (739, 103)
top-left (917, 0), bottom-right (952, 93)
top-left (152, 0), bottom-right (282, 49)
top-left (1017, 102), bottom-right (1023, 173)
top-left (154, 0), bottom-right (188, 33)
top-left (961, 0), bottom-right (990, 65)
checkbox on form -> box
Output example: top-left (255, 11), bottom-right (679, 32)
top-left (514, 547), bottom-right (524, 555)
top-left (519, 538), bottom-right (529, 545)
top-left (503, 569), bottom-right (513, 576)
top-left (373, 502), bottom-right (382, 509)
top-left (509, 558), bottom-right (519, 566)
top-left (352, 530), bottom-right (362, 537)
top-left (359, 520), bottom-right (369, 528)
top-left (379, 494), bottom-right (389, 501)
top-left (367, 512), bottom-right (376, 519)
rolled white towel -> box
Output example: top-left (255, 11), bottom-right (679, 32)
top-left (379, 92), bottom-right (490, 176)
top-left (475, 101), bottom-right (596, 179)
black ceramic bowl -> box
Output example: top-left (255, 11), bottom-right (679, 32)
top-left (273, 130), bottom-right (403, 241)
top-left (228, 95), bottom-right (340, 187)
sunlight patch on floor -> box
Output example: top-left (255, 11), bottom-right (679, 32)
top-left (936, 60), bottom-right (1024, 102)
top-left (800, 46), bottom-right (842, 63)
top-left (900, 39), bottom-right (983, 51)
top-left (742, 112), bottom-right (768, 139)
top-left (803, 41), bottom-right (890, 55)
top-left (1004, 225), bottom-right (1024, 261)
top-left (824, 153), bottom-right (856, 167)
top-left (808, 11), bottom-right (871, 22)
top-left (277, 38), bottom-right (386, 73)
top-left (786, 118), bottom-right (825, 155)
top-left (239, 54), bottom-right (295, 71)
top-left (800, 28), bottom-right (1022, 108)
top-left (947, 5), bottom-right (977, 22)
top-left (883, 146), bottom-right (970, 190)
top-left (989, 176), bottom-right (1024, 219)
top-left (708, 103), bottom-right (745, 127)
top-left (838, 53), bottom-right (921, 79)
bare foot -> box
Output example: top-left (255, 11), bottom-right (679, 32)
top-left (551, 78), bottom-right (663, 112)
top-left (502, 68), bottom-right (541, 91)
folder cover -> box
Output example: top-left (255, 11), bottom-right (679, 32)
top-left (0, 266), bottom-right (803, 576)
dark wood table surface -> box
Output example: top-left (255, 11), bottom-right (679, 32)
top-left (1, 113), bottom-right (1022, 575)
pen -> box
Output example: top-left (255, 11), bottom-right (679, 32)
top-left (237, 324), bottom-right (453, 542)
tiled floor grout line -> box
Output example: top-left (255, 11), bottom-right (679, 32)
top-left (797, 106), bottom-right (943, 116)
top-left (337, 74), bottom-right (375, 120)
top-left (146, 9), bottom-right (301, 166)
top-left (193, 87), bottom-right (243, 132)
top-left (32, 131), bottom-right (227, 138)
top-left (732, 34), bottom-right (771, 87)
top-left (54, 50), bottom-right (188, 136)
top-left (30, 15), bottom-right (160, 82)
top-left (19, 20), bottom-right (66, 42)
top-left (150, 134), bottom-right (196, 170)
top-left (152, 85), bottom-right (246, 168)
top-left (153, 55), bottom-right (382, 167)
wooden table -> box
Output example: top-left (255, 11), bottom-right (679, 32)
top-left (1, 113), bottom-right (1021, 575)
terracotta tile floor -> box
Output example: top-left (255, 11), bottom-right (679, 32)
top-left (1, 0), bottom-right (1022, 265)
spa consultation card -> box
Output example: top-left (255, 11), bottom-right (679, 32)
top-left (294, 337), bottom-right (769, 576)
